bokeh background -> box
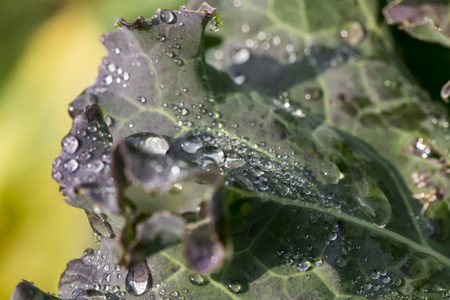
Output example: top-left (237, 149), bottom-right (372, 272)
top-left (0, 1), bottom-right (182, 298)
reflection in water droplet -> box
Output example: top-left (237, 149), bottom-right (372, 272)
top-left (125, 261), bottom-right (152, 296)
top-left (160, 9), bottom-right (176, 24)
top-left (62, 135), bottom-right (79, 155)
top-left (195, 146), bottom-right (224, 164)
top-left (227, 281), bottom-right (242, 294)
top-left (297, 258), bottom-right (310, 272)
top-left (181, 135), bottom-right (203, 154)
top-left (64, 159), bottom-right (79, 173)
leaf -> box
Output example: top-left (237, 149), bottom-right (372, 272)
top-left (19, 0), bottom-right (450, 299)
top-left (10, 280), bottom-right (60, 300)
top-left (383, 0), bottom-right (450, 48)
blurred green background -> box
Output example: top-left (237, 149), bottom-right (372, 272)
top-left (0, 0), bottom-right (181, 298)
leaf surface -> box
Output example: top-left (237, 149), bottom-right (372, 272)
top-left (11, 0), bottom-right (450, 299)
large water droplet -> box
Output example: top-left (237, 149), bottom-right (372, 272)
top-left (160, 9), bottom-right (176, 24)
top-left (62, 135), bottom-right (79, 155)
top-left (195, 146), bottom-right (224, 164)
top-left (64, 159), bottom-right (79, 173)
top-left (227, 281), bottom-right (242, 294)
top-left (297, 258), bottom-right (310, 272)
top-left (125, 133), bottom-right (170, 155)
top-left (189, 274), bottom-right (208, 286)
top-left (224, 153), bottom-right (245, 169)
top-left (181, 135), bottom-right (203, 154)
top-left (125, 261), bottom-right (152, 296)
top-left (208, 12), bottom-right (222, 32)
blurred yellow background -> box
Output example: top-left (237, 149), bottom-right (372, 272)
top-left (0, 0), bottom-right (181, 298)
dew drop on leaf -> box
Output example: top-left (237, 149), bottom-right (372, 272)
top-left (224, 153), bottom-right (245, 169)
top-left (160, 9), bottom-right (176, 24)
top-left (156, 34), bottom-right (166, 42)
top-left (189, 274), bottom-right (208, 286)
top-left (227, 281), bottom-right (242, 294)
top-left (125, 261), bottom-right (152, 296)
top-left (52, 171), bottom-right (63, 181)
top-left (125, 133), bottom-right (170, 155)
top-left (62, 135), bottom-right (79, 155)
top-left (297, 258), bottom-right (311, 272)
top-left (63, 159), bottom-right (79, 173)
top-left (195, 146), bottom-right (224, 164)
top-left (181, 135), bottom-right (203, 154)
top-left (208, 12), bottom-right (222, 32)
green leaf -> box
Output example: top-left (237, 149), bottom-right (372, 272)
top-left (383, 0), bottom-right (450, 48)
top-left (28, 0), bottom-right (450, 299)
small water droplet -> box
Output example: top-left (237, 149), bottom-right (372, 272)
top-left (181, 135), bottom-right (203, 154)
top-left (189, 274), bottom-right (208, 286)
top-left (52, 170), bottom-right (63, 181)
top-left (86, 159), bottom-right (105, 173)
top-left (113, 47), bottom-right (121, 54)
top-left (160, 9), bottom-right (176, 24)
top-left (156, 34), bottom-right (166, 42)
top-left (62, 135), bottom-right (79, 155)
top-left (232, 74), bottom-right (246, 85)
top-left (107, 63), bottom-right (116, 72)
top-left (123, 72), bottom-right (130, 81)
top-left (340, 21), bottom-right (365, 45)
top-left (297, 258), bottom-right (310, 272)
top-left (63, 159), bottom-right (79, 173)
top-left (227, 281), bottom-right (242, 294)
top-left (104, 75), bottom-right (113, 86)
top-left (314, 258), bottom-right (323, 267)
top-left (137, 96), bottom-right (147, 104)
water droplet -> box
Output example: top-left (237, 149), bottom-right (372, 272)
top-left (123, 72), bottom-right (130, 81)
top-left (227, 281), bottom-right (242, 294)
top-left (107, 63), bottom-right (116, 72)
top-left (297, 258), bottom-right (310, 272)
top-left (156, 34), bottom-right (166, 42)
top-left (314, 258), bottom-right (323, 267)
top-left (160, 9), bottom-right (176, 24)
top-left (329, 231), bottom-right (338, 241)
top-left (113, 47), bottom-right (121, 54)
top-left (105, 116), bottom-right (114, 127)
top-left (340, 21), bottom-right (365, 45)
top-left (62, 135), bottom-right (79, 154)
top-left (166, 52), bottom-right (174, 58)
top-left (125, 133), bottom-right (170, 155)
top-left (335, 256), bottom-right (347, 267)
top-left (181, 135), bottom-right (203, 154)
top-left (86, 159), bottom-right (105, 173)
top-left (181, 108), bottom-right (189, 116)
top-left (275, 182), bottom-right (289, 196)
top-left (104, 75), bottom-right (113, 86)
top-left (52, 170), bottom-right (63, 181)
top-left (208, 12), bottom-right (222, 32)
top-left (125, 261), bottom-right (152, 296)
top-left (137, 96), bottom-right (147, 104)
top-left (224, 153), bottom-right (245, 169)
top-left (304, 88), bottom-right (323, 101)
top-left (232, 48), bottom-right (250, 64)
top-left (63, 159), bottom-right (79, 173)
top-left (195, 146), bottom-right (224, 164)
top-left (189, 274), bottom-right (208, 286)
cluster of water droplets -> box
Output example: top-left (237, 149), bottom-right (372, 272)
top-left (101, 59), bottom-right (131, 89)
